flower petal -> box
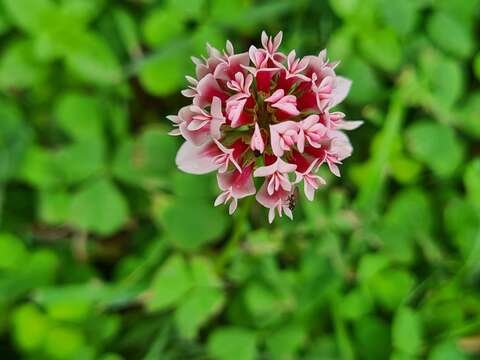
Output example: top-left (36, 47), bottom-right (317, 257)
top-left (176, 141), bottom-right (219, 174)
top-left (330, 76), bottom-right (351, 108)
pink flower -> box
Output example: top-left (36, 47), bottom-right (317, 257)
top-left (260, 31), bottom-right (285, 62)
top-left (254, 156), bottom-right (296, 195)
top-left (274, 50), bottom-right (310, 91)
top-left (190, 43), bottom-right (223, 80)
top-left (227, 72), bottom-right (253, 96)
top-left (329, 76), bottom-right (352, 109)
top-left (297, 114), bottom-right (327, 151)
top-left (281, 50), bottom-right (310, 80)
top-left (294, 158), bottom-right (326, 201)
top-left (212, 139), bottom-right (243, 173)
top-left (256, 183), bottom-right (293, 223)
top-left (213, 42), bottom-right (250, 81)
top-left (215, 164), bottom-right (256, 214)
top-left (304, 130), bottom-right (353, 177)
top-left (169, 31), bottom-right (361, 222)
top-left (323, 111), bottom-right (363, 130)
top-left (270, 121), bottom-right (300, 157)
top-left (226, 97), bottom-right (253, 128)
top-left (250, 123), bottom-right (265, 153)
top-left (193, 74), bottom-right (228, 108)
top-left (176, 139), bottom-right (243, 175)
top-left (265, 89), bottom-right (300, 117)
top-left (168, 96), bottom-right (225, 145)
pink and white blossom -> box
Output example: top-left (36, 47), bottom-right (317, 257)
top-left (254, 156), bottom-right (296, 195)
top-left (215, 165), bottom-right (256, 214)
top-left (294, 158), bottom-right (326, 201)
top-left (265, 89), bottom-right (301, 117)
top-left (297, 114), bottom-right (327, 151)
top-left (270, 121), bottom-right (300, 157)
top-left (169, 32), bottom-right (361, 222)
top-left (250, 123), bottom-right (265, 154)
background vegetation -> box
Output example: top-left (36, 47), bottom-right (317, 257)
top-left (1, 0), bottom-right (480, 359)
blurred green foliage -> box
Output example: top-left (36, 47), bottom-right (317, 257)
top-left (0, 0), bottom-right (480, 359)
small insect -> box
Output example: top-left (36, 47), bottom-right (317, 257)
top-left (286, 186), bottom-right (299, 211)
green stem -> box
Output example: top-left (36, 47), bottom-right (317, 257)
top-left (123, 240), bottom-right (168, 285)
top-left (355, 90), bottom-right (406, 214)
top-left (215, 197), bottom-right (253, 272)
top-left (330, 293), bottom-right (355, 360)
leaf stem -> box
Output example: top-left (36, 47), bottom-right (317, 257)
top-left (215, 197), bottom-right (253, 272)
top-left (355, 90), bottom-right (406, 213)
top-left (330, 293), bottom-right (355, 360)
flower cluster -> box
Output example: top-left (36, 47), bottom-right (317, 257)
top-left (168, 32), bottom-right (361, 223)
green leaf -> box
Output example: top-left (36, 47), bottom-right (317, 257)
top-left (65, 32), bottom-right (122, 86)
top-left (464, 159), bottom-right (480, 213)
top-left (0, 250), bottom-right (59, 304)
top-left (44, 325), bottom-right (85, 359)
top-left (354, 316), bottom-right (390, 360)
top-left (141, 7), bottom-right (185, 48)
top-left (458, 93), bottom-right (480, 139)
top-left (434, 0), bottom-right (480, 24)
top-left (406, 121), bottom-right (464, 178)
top-left (342, 57), bottom-right (383, 105)
top-left (266, 325), bottom-right (305, 360)
top-left (0, 100), bottom-right (31, 182)
top-left (390, 351), bottom-right (420, 360)
top-left (113, 7), bottom-right (141, 58)
top-left (69, 178), bottom-right (129, 235)
top-left (54, 139), bottom-right (104, 185)
top-left (138, 42), bottom-right (190, 96)
top-left (38, 189), bottom-right (70, 224)
top-left (54, 92), bottom-right (103, 141)
top-left (147, 255), bottom-right (192, 312)
top-left (0, 39), bottom-right (47, 90)
top-left (12, 304), bottom-right (51, 352)
top-left (339, 288), bottom-right (373, 320)
top-left (379, 0), bottom-right (419, 36)
top-left (420, 50), bottom-right (464, 108)
top-left (166, 0), bottom-right (205, 20)
top-left (171, 172), bottom-right (216, 200)
top-left (191, 25), bottom-right (226, 56)
top-left (328, 0), bottom-right (359, 18)
top-left (60, 0), bottom-right (104, 24)
top-left (190, 257), bottom-right (221, 288)
top-left (174, 287), bottom-right (224, 338)
top-left (158, 198), bottom-right (228, 250)
top-left (208, 327), bottom-right (257, 360)
top-left (2, 0), bottom-right (54, 33)
top-left (428, 340), bottom-right (469, 360)
top-left (427, 12), bottom-right (474, 59)
top-left (369, 269), bottom-right (415, 310)
top-left (210, 0), bottom-right (297, 30)
top-left (327, 26), bottom-right (355, 60)
top-left (390, 155), bottom-right (422, 184)
top-left (357, 253), bottom-right (390, 283)
top-left (358, 28), bottom-right (402, 72)
top-left (18, 146), bottom-right (59, 188)
top-left (392, 307), bottom-right (423, 355)
top-left (244, 282), bottom-right (283, 323)
top-left (0, 6), bottom-right (11, 35)
top-left (113, 128), bottom-right (177, 187)
top-left (444, 196), bottom-right (478, 239)
top-left (380, 188), bottom-right (433, 261)
top-left (474, 53), bottom-right (480, 81)
top-left (0, 233), bottom-right (27, 271)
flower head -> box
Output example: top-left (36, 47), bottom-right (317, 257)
top-left (169, 32), bottom-right (361, 222)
